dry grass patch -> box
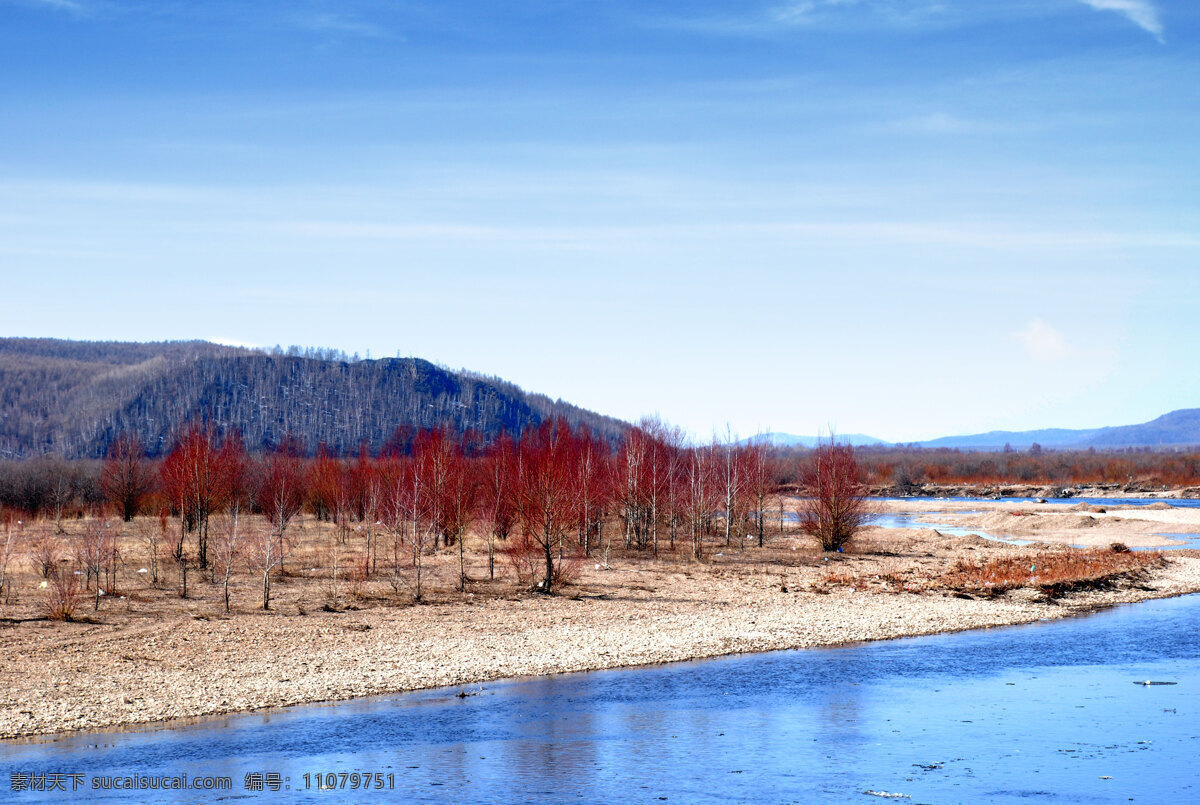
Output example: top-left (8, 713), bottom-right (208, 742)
top-left (811, 567), bottom-right (928, 595)
top-left (938, 547), bottom-right (1165, 598)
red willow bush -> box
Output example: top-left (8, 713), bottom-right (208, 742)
top-left (503, 532), bottom-right (582, 588)
top-left (44, 567), bottom-right (84, 621)
top-left (796, 442), bottom-right (873, 552)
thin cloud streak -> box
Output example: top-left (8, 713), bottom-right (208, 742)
top-left (648, 0), bottom-right (974, 36)
top-left (1079, 0), bottom-right (1164, 41)
top-left (291, 12), bottom-right (395, 40)
top-left (6, 180), bottom-right (1199, 252)
top-left (15, 0), bottom-right (86, 12)
top-left (252, 218), bottom-right (1200, 251)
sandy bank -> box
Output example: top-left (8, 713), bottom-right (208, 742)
top-left (884, 498), bottom-right (1200, 548)
top-left (4, 524), bottom-right (1199, 742)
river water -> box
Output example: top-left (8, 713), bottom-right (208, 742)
top-left (6, 594), bottom-right (1198, 804)
top-left (881, 497), bottom-right (1200, 509)
top-left (771, 497), bottom-right (1200, 548)
top-left (870, 496), bottom-right (1200, 550)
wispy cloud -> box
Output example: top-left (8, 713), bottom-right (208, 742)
top-left (652, 1), bottom-right (1167, 40)
top-left (648, 1), bottom-right (981, 37)
top-left (292, 12), bottom-right (393, 40)
top-left (771, 0), bottom-right (865, 25)
top-left (646, 0), bottom-right (862, 36)
top-left (1013, 320), bottom-right (1075, 362)
top-left (1079, 0), bottom-right (1164, 41)
top-left (878, 112), bottom-right (985, 135)
top-left (15, 0), bottom-right (86, 12)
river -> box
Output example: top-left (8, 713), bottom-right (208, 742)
top-left (868, 496), bottom-right (1200, 550)
top-left (5, 593), bottom-right (1198, 804)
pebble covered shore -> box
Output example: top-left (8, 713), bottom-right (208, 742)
top-left (4, 548), bottom-right (1198, 741)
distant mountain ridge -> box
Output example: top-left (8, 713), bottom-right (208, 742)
top-left (740, 433), bottom-right (887, 448)
top-left (743, 410), bottom-right (1200, 452)
top-left (0, 338), bottom-right (628, 458)
top-left (2, 338), bottom-right (1194, 458)
top-left (913, 409), bottom-right (1200, 451)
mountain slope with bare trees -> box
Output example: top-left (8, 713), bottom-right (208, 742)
top-left (0, 338), bottom-right (627, 458)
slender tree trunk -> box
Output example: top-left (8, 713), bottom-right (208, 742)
top-left (725, 490), bottom-right (733, 547)
top-left (583, 504), bottom-right (590, 556)
top-left (176, 511), bottom-right (187, 598)
top-left (331, 539), bottom-right (339, 609)
top-left (542, 531), bottom-right (554, 594)
top-left (652, 495), bottom-right (658, 558)
top-left (758, 502), bottom-right (764, 548)
top-left (199, 515), bottom-right (208, 571)
top-left (414, 548), bottom-right (423, 602)
top-left (458, 532), bottom-right (466, 592)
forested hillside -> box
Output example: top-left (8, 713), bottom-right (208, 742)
top-left (0, 339), bottom-right (626, 458)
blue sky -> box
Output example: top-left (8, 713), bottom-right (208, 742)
top-left (2, 0), bottom-right (1197, 442)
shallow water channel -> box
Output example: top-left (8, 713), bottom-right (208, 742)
top-left (6, 595), bottom-right (1199, 804)
top-left (869, 511), bottom-right (1035, 546)
top-left (870, 497), bottom-right (1200, 550)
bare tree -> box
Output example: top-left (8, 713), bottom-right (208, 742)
top-left (402, 457), bottom-right (431, 601)
top-left (796, 441), bottom-right (873, 552)
top-left (744, 435), bottom-right (773, 548)
top-left (685, 443), bottom-right (717, 560)
top-left (573, 430), bottom-right (608, 557)
top-left (355, 445), bottom-right (383, 576)
top-left (513, 419), bottom-right (579, 593)
top-left (479, 434), bottom-right (517, 580)
top-left (160, 426), bottom-right (217, 570)
top-left (0, 508), bottom-right (22, 602)
top-left (718, 427), bottom-right (747, 548)
top-left (211, 507), bottom-right (243, 611)
top-left (413, 429), bottom-right (477, 591)
top-left (379, 455), bottom-right (432, 602)
top-left (101, 432), bottom-right (154, 522)
top-left (74, 514), bottom-right (117, 611)
top-left (245, 515), bottom-right (287, 611)
top-left (27, 532), bottom-right (61, 580)
top-left (618, 425), bottom-right (647, 550)
top-left (655, 422), bottom-right (687, 553)
top-left (46, 457), bottom-right (76, 534)
top-left (135, 511), bottom-right (168, 587)
top-left (250, 445), bottom-right (305, 609)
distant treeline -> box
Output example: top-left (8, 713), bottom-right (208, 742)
top-left (2, 430), bottom-right (1197, 523)
top-left (1, 421), bottom-right (786, 591)
top-left (853, 445), bottom-right (1200, 489)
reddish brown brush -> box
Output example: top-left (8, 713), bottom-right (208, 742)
top-left (939, 548), bottom-right (1163, 596)
top-left (503, 532), bottom-right (581, 588)
top-left (512, 419), bottom-right (584, 593)
top-left (27, 534), bottom-right (61, 579)
top-left (796, 443), bottom-right (874, 552)
top-left (45, 568), bottom-right (84, 621)
top-left (102, 432), bottom-right (155, 522)
top-left (859, 447), bottom-right (1200, 488)
top-left (819, 570), bottom-right (868, 591)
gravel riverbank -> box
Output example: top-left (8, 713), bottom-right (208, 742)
top-left (4, 533), bottom-right (1198, 742)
